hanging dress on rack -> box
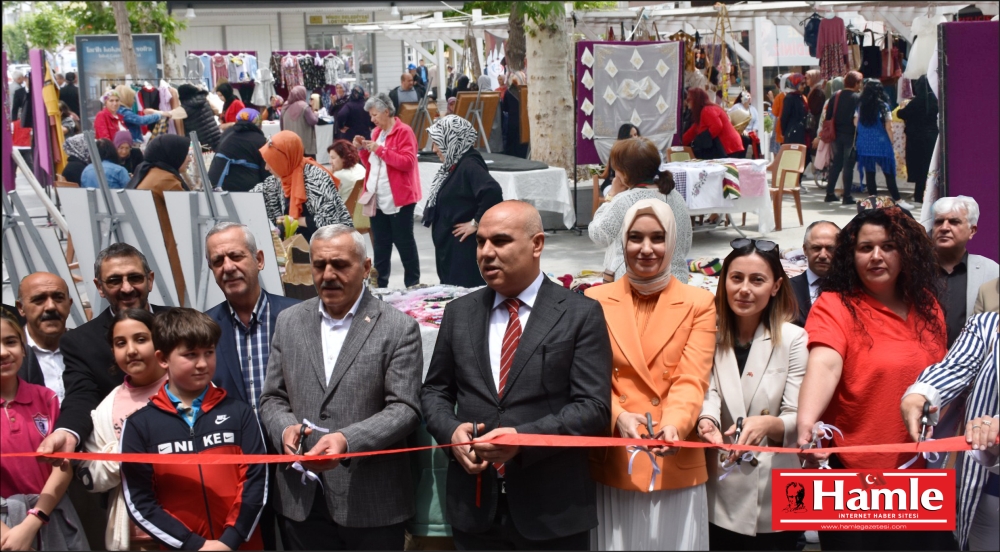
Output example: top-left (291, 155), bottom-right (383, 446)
top-left (251, 68), bottom-right (276, 107)
top-left (281, 55), bottom-right (304, 89)
top-left (816, 16), bottom-right (849, 80)
top-left (902, 14), bottom-right (945, 80)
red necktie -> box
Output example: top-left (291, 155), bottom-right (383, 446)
top-left (495, 298), bottom-right (523, 477)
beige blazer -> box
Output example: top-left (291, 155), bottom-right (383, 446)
top-left (700, 321), bottom-right (807, 536)
top-left (973, 277), bottom-right (1000, 315)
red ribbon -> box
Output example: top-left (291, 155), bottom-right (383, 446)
top-left (0, 434), bottom-right (972, 465)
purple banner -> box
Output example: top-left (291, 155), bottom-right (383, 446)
top-left (2, 52), bottom-right (12, 193)
top-left (29, 49), bottom-right (53, 187)
top-left (942, 22), bottom-right (998, 261)
top-left (575, 40), bottom-right (684, 166)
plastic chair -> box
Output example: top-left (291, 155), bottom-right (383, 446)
top-left (767, 144), bottom-right (807, 231)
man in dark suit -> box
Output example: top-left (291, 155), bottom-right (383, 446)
top-left (790, 220), bottom-right (839, 327)
top-left (36, 243), bottom-right (171, 462)
top-left (203, 222), bottom-right (297, 550)
top-left (15, 272), bottom-right (74, 399)
top-left (203, 222), bottom-right (298, 412)
top-left (422, 201), bottom-right (612, 550)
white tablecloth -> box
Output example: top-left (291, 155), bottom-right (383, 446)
top-left (415, 161), bottom-right (575, 229)
top-left (665, 159), bottom-right (775, 235)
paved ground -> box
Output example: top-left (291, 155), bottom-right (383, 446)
top-left (4, 167), bottom-right (918, 300)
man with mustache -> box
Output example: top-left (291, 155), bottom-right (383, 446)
top-left (790, 220), bottom-right (840, 327)
top-left (36, 243), bottom-right (171, 463)
top-left (259, 224), bottom-right (422, 550)
top-left (15, 272), bottom-right (74, 402)
top-left (930, 196), bottom-right (999, 347)
top-left (204, 222), bottom-right (298, 413)
top-left (421, 200), bottom-right (612, 550)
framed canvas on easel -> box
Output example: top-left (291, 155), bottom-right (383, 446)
top-left (399, 101), bottom-right (440, 150)
top-left (519, 85), bottom-right (531, 144)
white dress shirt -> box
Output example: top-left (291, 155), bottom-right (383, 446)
top-left (806, 268), bottom-right (823, 304)
top-left (26, 331), bottom-right (66, 403)
top-left (488, 271), bottom-right (544, 392)
top-left (367, 123), bottom-right (399, 215)
top-left (319, 291), bottom-right (364, 385)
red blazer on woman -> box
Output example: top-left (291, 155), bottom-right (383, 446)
top-left (359, 117), bottom-right (422, 208)
top-left (93, 109), bottom-right (125, 141)
top-left (683, 104), bottom-right (744, 155)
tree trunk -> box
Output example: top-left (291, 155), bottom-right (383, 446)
top-left (112, 2), bottom-right (139, 80)
top-left (525, 12), bottom-right (573, 174)
top-left (506, 4), bottom-right (526, 72)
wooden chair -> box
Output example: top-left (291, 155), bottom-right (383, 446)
top-left (766, 143), bottom-right (807, 231)
top-left (665, 145), bottom-right (695, 163)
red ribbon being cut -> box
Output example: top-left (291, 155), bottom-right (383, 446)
top-left (0, 434), bottom-right (973, 466)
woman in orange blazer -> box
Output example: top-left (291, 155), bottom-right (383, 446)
top-left (585, 198), bottom-right (717, 550)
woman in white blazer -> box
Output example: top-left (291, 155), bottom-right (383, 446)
top-left (697, 238), bottom-right (807, 550)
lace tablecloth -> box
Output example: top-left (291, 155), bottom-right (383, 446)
top-left (416, 161), bottom-right (575, 229)
top-left (664, 158), bottom-right (775, 234)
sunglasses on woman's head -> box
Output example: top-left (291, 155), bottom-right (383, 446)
top-left (731, 238), bottom-right (778, 253)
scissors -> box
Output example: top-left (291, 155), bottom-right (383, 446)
top-left (283, 423), bottom-right (310, 468)
top-left (918, 401), bottom-right (933, 442)
top-left (470, 420), bottom-right (480, 462)
top-left (642, 412), bottom-right (656, 439)
top-left (734, 417), bottom-right (745, 465)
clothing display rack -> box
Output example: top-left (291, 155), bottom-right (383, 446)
top-left (187, 50), bottom-right (258, 57)
top-left (273, 50), bottom-right (338, 57)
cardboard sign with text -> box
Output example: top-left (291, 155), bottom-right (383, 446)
top-left (772, 470), bottom-right (955, 531)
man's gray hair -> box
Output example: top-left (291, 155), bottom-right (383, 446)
top-left (205, 221), bottom-right (258, 259)
top-left (94, 242), bottom-right (151, 281)
top-left (310, 224), bottom-right (367, 262)
top-left (364, 93), bottom-right (394, 115)
top-left (803, 220), bottom-right (840, 245)
top-left (12, 70), bottom-right (24, 80)
top-left (932, 195), bottom-right (980, 226)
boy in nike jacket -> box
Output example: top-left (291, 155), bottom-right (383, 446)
top-left (120, 308), bottom-right (267, 551)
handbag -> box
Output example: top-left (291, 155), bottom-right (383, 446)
top-left (881, 31), bottom-right (902, 79)
top-left (814, 138), bottom-right (832, 170)
top-left (819, 91), bottom-right (842, 143)
top-left (861, 29), bottom-right (882, 79)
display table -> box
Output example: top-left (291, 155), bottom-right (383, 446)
top-left (663, 158), bottom-right (775, 235)
top-left (415, 160), bottom-right (575, 229)
top-left (261, 121), bottom-right (280, 139)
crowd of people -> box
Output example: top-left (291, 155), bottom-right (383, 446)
top-left (1, 187), bottom-right (997, 551)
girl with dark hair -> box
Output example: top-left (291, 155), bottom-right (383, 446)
top-left (589, 137), bottom-right (692, 282)
top-left (215, 82), bottom-right (245, 129)
top-left (699, 239), bottom-right (806, 550)
top-left (328, 139), bottom-right (365, 202)
top-left (682, 88), bottom-right (744, 159)
top-left (81, 308), bottom-right (165, 550)
top-left (856, 80), bottom-right (908, 207)
top-left (599, 124), bottom-right (642, 194)
top-left (796, 207), bottom-right (950, 550)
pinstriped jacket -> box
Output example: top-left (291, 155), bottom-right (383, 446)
top-left (905, 312), bottom-right (998, 549)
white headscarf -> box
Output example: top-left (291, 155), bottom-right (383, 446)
top-left (621, 198), bottom-right (678, 295)
top-left (422, 115), bottom-right (479, 226)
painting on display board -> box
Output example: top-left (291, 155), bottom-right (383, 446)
top-left (575, 41), bottom-right (683, 165)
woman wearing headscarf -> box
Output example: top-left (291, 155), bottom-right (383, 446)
top-left (501, 73), bottom-right (529, 158)
top-left (252, 130), bottom-right (353, 242)
top-left (128, 134), bottom-right (192, 304)
top-left (114, 84), bottom-right (166, 144)
top-left (61, 134), bottom-right (91, 185)
top-left (897, 76), bottom-right (938, 202)
top-left (177, 83), bottom-right (221, 151)
top-left (424, 115), bottom-right (503, 287)
top-left (780, 73), bottom-right (809, 146)
top-left (447, 75), bottom-right (471, 99)
top-left (113, 130), bottom-right (144, 175)
top-left (215, 82), bottom-right (245, 130)
top-left (280, 85), bottom-right (320, 157)
top-left (335, 84), bottom-right (372, 143)
top-left (590, 137), bottom-right (692, 283)
top-left (332, 81), bottom-right (350, 113)
top-left (94, 89), bottom-right (127, 141)
top-left (262, 95), bottom-right (283, 121)
top-left (356, 93), bottom-right (422, 288)
top-left (208, 108), bottom-right (270, 192)
top-left (81, 138), bottom-right (131, 189)
top-left (585, 198), bottom-right (717, 551)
